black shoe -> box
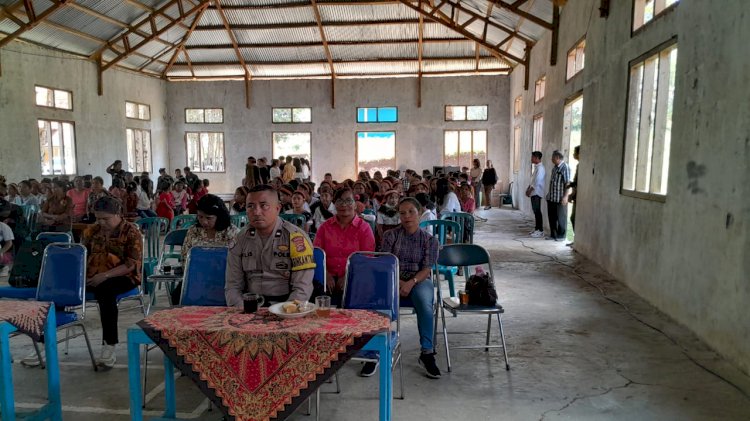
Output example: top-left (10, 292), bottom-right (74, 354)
top-left (360, 361), bottom-right (379, 377)
top-left (418, 353), bottom-right (441, 379)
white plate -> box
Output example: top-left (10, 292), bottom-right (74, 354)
top-left (269, 301), bottom-right (317, 319)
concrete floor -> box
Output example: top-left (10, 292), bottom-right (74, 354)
top-left (3, 207), bottom-right (750, 420)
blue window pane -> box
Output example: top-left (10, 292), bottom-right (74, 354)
top-left (357, 108), bottom-right (367, 122)
top-left (378, 107), bottom-right (398, 122)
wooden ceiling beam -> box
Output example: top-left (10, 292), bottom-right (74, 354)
top-left (417, 0), bottom-right (423, 108)
top-left (172, 56), bottom-right (507, 66)
top-left (213, 0), bottom-right (252, 108)
top-left (208, 0), bottom-right (398, 10)
top-left (121, 0), bottom-right (191, 30)
top-left (310, 0), bottom-right (336, 108)
top-left (97, 0), bottom-right (209, 72)
top-left (184, 38), bottom-right (471, 49)
top-left (485, 0), bottom-right (553, 30)
top-left (0, 0), bottom-right (71, 49)
top-left (162, 5), bottom-right (207, 78)
top-left (194, 19), bottom-right (420, 31)
top-left (166, 67), bottom-right (510, 81)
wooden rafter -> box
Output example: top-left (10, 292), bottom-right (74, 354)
top-left (97, 0), bottom-right (208, 72)
top-left (396, 0), bottom-right (525, 65)
top-left (417, 0), bottom-right (423, 107)
top-left (477, 1), bottom-right (495, 71)
top-left (184, 38), bottom-right (473, 49)
top-left (213, 0), bottom-right (251, 108)
top-left (485, 0), bottom-right (553, 30)
top-left (162, 5), bottom-right (207, 77)
top-left (172, 56), bottom-right (512, 66)
top-left (211, 0), bottom-right (398, 9)
top-left (310, 0), bottom-right (336, 108)
top-left (166, 67), bottom-right (510, 81)
top-left (195, 19), bottom-right (420, 31)
top-left (0, 0), bottom-right (70, 49)
top-left (122, 0), bottom-right (191, 30)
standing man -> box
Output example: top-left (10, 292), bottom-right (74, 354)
top-left (568, 146), bottom-right (580, 246)
top-left (225, 185), bottom-right (315, 307)
top-left (157, 168), bottom-right (174, 190)
top-left (545, 150), bottom-right (571, 242)
top-left (174, 168), bottom-right (186, 184)
top-left (183, 167), bottom-right (200, 192)
top-left (526, 151), bottom-right (546, 238)
top-left (258, 157), bottom-right (270, 185)
top-left (106, 160), bottom-right (125, 185)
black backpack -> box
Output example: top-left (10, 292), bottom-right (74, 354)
top-left (8, 239), bottom-right (53, 288)
top-left (465, 271), bottom-right (498, 307)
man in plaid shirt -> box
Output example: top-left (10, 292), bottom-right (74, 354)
top-left (545, 150), bottom-right (571, 241)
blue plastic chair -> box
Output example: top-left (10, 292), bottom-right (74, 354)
top-left (435, 244), bottom-right (509, 372)
top-left (169, 214), bottom-right (197, 232)
top-left (145, 228), bottom-right (189, 312)
top-left (136, 217), bottom-right (169, 289)
top-left (179, 246), bottom-right (229, 306)
top-left (280, 213), bottom-right (306, 229)
top-left (34, 243), bottom-right (98, 371)
top-left (230, 213), bottom-right (248, 228)
top-left (0, 234), bottom-right (73, 300)
top-left (440, 211), bottom-right (475, 244)
top-left (312, 247), bottom-right (326, 299)
top-left (419, 219), bottom-right (461, 297)
top-left (342, 252), bottom-right (404, 399)
top-left (35, 231), bottom-right (73, 243)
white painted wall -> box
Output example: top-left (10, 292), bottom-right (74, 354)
top-left (166, 76), bottom-right (510, 194)
top-left (509, 0), bottom-right (750, 373)
top-left (0, 43), bottom-right (168, 181)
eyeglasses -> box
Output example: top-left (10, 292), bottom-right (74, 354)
top-left (335, 198), bottom-right (355, 206)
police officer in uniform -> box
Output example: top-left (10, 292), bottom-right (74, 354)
top-left (225, 185), bottom-right (315, 307)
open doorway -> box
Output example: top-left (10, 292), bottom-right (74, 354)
top-left (562, 95), bottom-right (583, 243)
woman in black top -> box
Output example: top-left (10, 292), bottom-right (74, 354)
top-left (481, 160), bottom-right (498, 210)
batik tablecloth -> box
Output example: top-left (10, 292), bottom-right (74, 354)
top-left (0, 300), bottom-right (51, 342)
top-left (138, 306), bottom-right (390, 421)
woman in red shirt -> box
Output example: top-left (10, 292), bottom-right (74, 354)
top-left (66, 176), bottom-right (90, 222)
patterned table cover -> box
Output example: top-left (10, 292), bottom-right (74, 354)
top-left (138, 306), bottom-right (391, 421)
top-left (0, 300), bottom-right (51, 342)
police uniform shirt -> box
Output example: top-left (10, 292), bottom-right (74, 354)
top-left (225, 217), bottom-right (315, 307)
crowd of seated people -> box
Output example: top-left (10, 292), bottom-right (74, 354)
top-left (0, 160), bottom-right (490, 377)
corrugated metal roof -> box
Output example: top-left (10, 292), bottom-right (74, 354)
top-left (184, 48), bottom-right (239, 63)
top-left (335, 60), bottom-right (418, 75)
top-left (250, 63), bottom-right (330, 78)
top-left (242, 46), bottom-right (327, 63)
top-left (224, 7), bottom-right (316, 25)
top-left (233, 27), bottom-right (320, 45)
top-left (192, 64), bottom-right (245, 77)
top-left (185, 29), bottom-right (230, 46)
top-left (21, 23), bottom-right (101, 55)
top-left (330, 43), bottom-right (417, 61)
top-left (79, 0), bottom-right (146, 27)
top-left (318, 3), bottom-right (418, 23)
top-left (325, 24), bottom-right (418, 43)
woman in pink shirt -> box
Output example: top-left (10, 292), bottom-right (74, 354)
top-left (313, 188), bottom-right (375, 304)
top-left (66, 176), bottom-right (90, 222)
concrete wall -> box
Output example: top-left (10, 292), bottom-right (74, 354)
top-left (509, 0), bottom-right (750, 373)
top-left (166, 76), bottom-right (509, 194)
top-left (0, 43), bottom-right (167, 181)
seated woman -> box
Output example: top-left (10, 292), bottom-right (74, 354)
top-left (171, 194), bottom-right (239, 304)
top-left (108, 178), bottom-right (126, 202)
top-left (313, 188), bottom-right (375, 304)
top-left (0, 221), bottom-right (13, 275)
top-left (435, 178), bottom-right (461, 216)
top-left (66, 177), bottom-right (90, 222)
top-left (284, 191), bottom-right (313, 232)
top-left (124, 182), bottom-right (139, 218)
top-left (85, 177), bottom-right (110, 220)
top-left (230, 186), bottom-right (250, 216)
top-left (83, 196), bottom-right (143, 368)
top-left (376, 190), bottom-right (400, 246)
top-left (310, 189), bottom-right (335, 232)
top-left (171, 181), bottom-right (188, 215)
top-left (379, 197), bottom-right (441, 379)
top-left (414, 193), bottom-right (437, 234)
top-left (136, 178), bottom-right (157, 218)
top-left (37, 180), bottom-right (73, 233)
top-left (459, 183), bottom-right (476, 214)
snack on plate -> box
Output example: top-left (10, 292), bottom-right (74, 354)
top-left (283, 299), bottom-right (303, 314)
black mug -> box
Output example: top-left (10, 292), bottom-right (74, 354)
top-left (162, 265), bottom-right (172, 274)
top-left (242, 293), bottom-right (265, 314)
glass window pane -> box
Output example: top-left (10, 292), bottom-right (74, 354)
top-left (473, 130), bottom-right (487, 168)
top-left (138, 104), bottom-right (150, 120)
top-left (143, 131), bottom-right (152, 173)
top-left (378, 107), bottom-right (398, 122)
top-left (186, 133), bottom-right (200, 171)
top-left (459, 131), bottom-right (472, 169)
top-left (205, 108), bottom-right (223, 123)
top-left (273, 132), bottom-right (311, 161)
top-left (186, 109), bottom-right (204, 123)
top-left (36, 87), bottom-right (53, 107)
top-left (38, 120), bottom-right (51, 175)
top-left (54, 90), bottom-right (72, 110)
top-left (466, 106), bottom-right (487, 120)
top-left (126, 102), bottom-right (138, 118)
top-left (357, 132), bottom-right (395, 177)
top-left (62, 123), bottom-right (76, 174)
top-left (273, 108), bottom-right (292, 123)
top-left (444, 131), bottom-right (459, 167)
top-left (126, 129), bottom-right (135, 172)
top-left (292, 108), bottom-right (312, 123)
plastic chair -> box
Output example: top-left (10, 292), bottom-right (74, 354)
top-left (179, 246), bottom-right (229, 306)
top-left (32, 243), bottom-right (98, 371)
top-left (342, 252), bottom-right (404, 399)
top-left (280, 213), bottom-right (306, 229)
top-left (169, 214), bottom-right (197, 231)
top-left (419, 219), bottom-right (461, 297)
top-left (440, 211), bottom-right (475, 244)
top-left (435, 244), bottom-right (510, 372)
top-left (135, 217), bottom-right (168, 288)
top-left (35, 231), bottom-right (73, 243)
top-left (230, 213), bottom-right (248, 228)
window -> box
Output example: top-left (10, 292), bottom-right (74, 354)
top-left (273, 132), bottom-right (311, 161)
top-left (126, 101), bottom-right (150, 120)
top-left (633, 0), bottom-right (679, 31)
top-left (185, 108), bottom-right (224, 124)
top-left (38, 119), bottom-right (76, 175)
top-left (35, 86), bottom-right (72, 110)
top-left (444, 130), bottom-right (487, 170)
top-left (445, 105), bottom-right (488, 121)
top-left (186, 132), bottom-right (225, 172)
top-left (356, 132), bottom-right (396, 177)
top-left (126, 128), bottom-right (152, 173)
top-left (514, 96), bottom-right (522, 117)
top-left (534, 76), bottom-right (546, 102)
top-left (513, 126), bottom-right (522, 173)
top-left (357, 107), bottom-right (398, 123)
top-left (563, 95), bottom-right (584, 185)
top-left (532, 114), bottom-right (544, 151)
top-left (566, 39), bottom-right (586, 80)
top-left (272, 107), bottom-right (312, 123)
top-left (622, 42), bottom-right (677, 198)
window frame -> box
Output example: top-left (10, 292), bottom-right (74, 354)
top-left (125, 101), bottom-right (151, 121)
top-left (355, 131), bottom-right (397, 176)
top-left (38, 118), bottom-right (77, 176)
top-left (513, 126), bottom-right (522, 174)
top-left (272, 107), bottom-right (313, 124)
top-left (34, 85), bottom-right (73, 111)
top-left (444, 105), bottom-right (489, 121)
top-left (126, 128), bottom-right (153, 173)
top-left (619, 37), bottom-right (678, 202)
top-left (356, 107), bottom-right (399, 123)
top-left (632, 0), bottom-right (679, 34)
top-left (534, 76), bottom-right (546, 103)
top-left (514, 96), bottom-right (522, 117)
top-left (184, 108), bottom-right (224, 124)
top-left (566, 37), bottom-right (586, 81)
top-left (532, 113), bottom-right (544, 152)
top-left (184, 131), bottom-right (226, 173)
top-left (271, 132), bottom-right (313, 163)
top-left (442, 129), bottom-right (488, 170)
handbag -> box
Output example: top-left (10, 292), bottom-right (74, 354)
top-left (465, 269), bottom-right (498, 306)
